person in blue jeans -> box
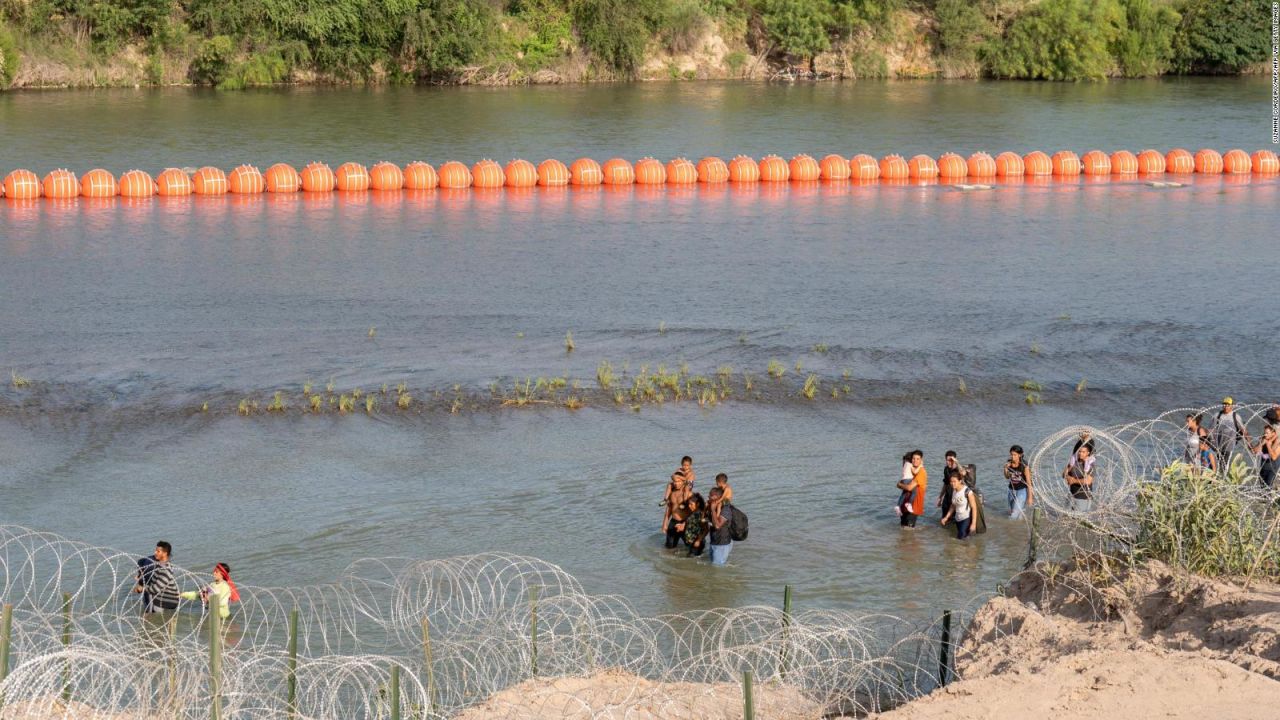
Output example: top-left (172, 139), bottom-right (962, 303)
top-left (707, 485), bottom-right (733, 565)
top-left (1003, 445), bottom-right (1033, 519)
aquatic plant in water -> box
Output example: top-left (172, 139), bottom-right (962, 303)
top-left (767, 360), bottom-right (785, 378)
top-left (801, 374), bottom-right (819, 399)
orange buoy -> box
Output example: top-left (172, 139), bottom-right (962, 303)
top-left (504, 159), bottom-right (538, 188)
top-left (788, 154), bottom-right (820, 182)
top-left (1136, 149), bottom-right (1165, 174)
top-left (1251, 150), bottom-right (1280, 174)
top-left (438, 161), bottom-right (473, 189)
top-left (879, 154), bottom-right (909, 181)
top-left (80, 169), bottom-right (118, 198)
top-left (634, 157), bottom-right (667, 184)
top-left (265, 163), bottom-right (301, 193)
top-left (43, 169), bottom-right (79, 199)
top-left (119, 170), bottom-right (156, 197)
top-left (1110, 150), bottom-right (1138, 175)
top-left (369, 162), bottom-right (405, 191)
top-left (994, 152), bottom-right (1024, 177)
top-left (1022, 151), bottom-right (1051, 176)
top-left (471, 159), bottom-right (505, 188)
top-left (907, 154), bottom-right (938, 179)
top-left (536, 159), bottom-right (569, 187)
top-left (813, 154), bottom-right (846, 181)
top-left (758, 155), bottom-right (790, 182)
top-left (727, 155), bottom-right (759, 183)
top-left (300, 162), bottom-right (335, 192)
top-left (851, 154), bottom-right (881, 181)
top-left (696, 156), bottom-right (729, 183)
top-left (228, 165), bottom-right (265, 194)
top-left (569, 158), bottom-right (602, 186)
top-left (1165, 149), bottom-right (1194, 174)
top-left (155, 168), bottom-right (192, 196)
top-left (403, 162), bottom-right (439, 190)
top-left (1051, 151), bottom-right (1081, 176)
top-left (334, 162), bottom-right (371, 191)
top-left (1222, 149), bottom-right (1251, 174)
top-left (666, 157), bottom-right (699, 184)
top-left (191, 167), bottom-right (228, 195)
top-left (1193, 148), bottom-right (1223, 174)
top-left (602, 158), bottom-right (636, 185)
top-left (3, 169), bottom-right (42, 200)
top-left (1081, 150), bottom-right (1111, 176)
top-left (936, 153), bottom-right (967, 179)
top-left (967, 152), bottom-right (996, 178)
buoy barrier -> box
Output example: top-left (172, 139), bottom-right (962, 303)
top-left (4, 149), bottom-right (1276, 205)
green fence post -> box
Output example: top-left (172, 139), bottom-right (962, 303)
top-left (780, 584), bottom-right (793, 680)
top-left (742, 670), bottom-right (754, 720)
top-left (529, 586), bottom-right (539, 677)
top-left (0, 603), bottom-right (12, 712)
top-left (421, 616), bottom-right (437, 714)
top-left (938, 610), bottom-right (952, 687)
top-left (1025, 506), bottom-right (1041, 569)
top-left (389, 664), bottom-right (400, 720)
top-left (61, 592), bottom-right (71, 703)
top-left (287, 608), bottom-right (299, 718)
top-left (210, 594), bottom-right (223, 720)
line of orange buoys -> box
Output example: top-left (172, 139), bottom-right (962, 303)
top-left (3, 149), bottom-right (1278, 202)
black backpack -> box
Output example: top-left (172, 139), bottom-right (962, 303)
top-left (728, 505), bottom-right (749, 542)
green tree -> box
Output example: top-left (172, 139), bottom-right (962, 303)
top-left (1111, 0), bottom-right (1179, 77)
top-left (1170, 0), bottom-right (1270, 73)
top-left (984, 0), bottom-right (1126, 80)
top-left (935, 0), bottom-right (994, 71)
top-left (400, 0), bottom-right (495, 77)
top-left (570, 0), bottom-right (665, 74)
top-left (761, 0), bottom-right (831, 69)
top-left (0, 20), bottom-right (18, 88)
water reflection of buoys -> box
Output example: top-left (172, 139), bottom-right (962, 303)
top-left (569, 158), bottom-right (602, 186)
top-left (1051, 151), bottom-right (1080, 176)
top-left (1023, 151), bottom-right (1051, 176)
top-left (471, 159), bottom-right (505, 188)
top-left (81, 169), bottom-right (117, 198)
top-left (300, 162), bottom-right (335, 192)
top-left (937, 153), bottom-right (967, 179)
top-left (119, 169), bottom-right (156, 197)
top-left (1110, 150), bottom-right (1138, 175)
top-left (536, 159), bottom-right (569, 187)
top-left (1221, 149), bottom-right (1251, 174)
top-left (666, 157), bottom-right (698, 184)
top-left (851, 154), bottom-right (880, 181)
top-left (602, 158), bottom-right (635, 185)
top-left (994, 152), bottom-right (1023, 177)
top-left (966, 153), bottom-right (995, 178)
top-left (1165, 148), bottom-right (1194, 174)
top-left (1193, 148), bottom-right (1223, 174)
top-left (369, 162), bottom-right (404, 191)
top-left (818, 154), bottom-right (850, 180)
top-left (634, 157), bottom-right (667, 184)
top-left (192, 166), bottom-right (228, 195)
top-left (696, 156), bottom-right (729, 183)
top-left (1081, 150), bottom-right (1110, 175)
top-left (334, 162), bottom-right (370, 191)
top-left (907, 154), bottom-right (937, 179)
top-left (1137, 149), bottom-right (1165, 174)
top-left (404, 161), bottom-right (440, 190)
top-left (265, 163), bottom-right (301, 193)
top-left (758, 155), bottom-right (789, 182)
top-left (4, 169), bottom-right (42, 199)
top-left (43, 169), bottom-right (79, 199)
top-left (785, 154), bottom-right (818, 182)
top-left (879, 154), bottom-right (909, 180)
top-left (156, 168), bottom-right (192, 196)
top-left (438, 161), bottom-right (473, 189)
top-left (727, 155), bottom-right (758, 183)
top-left (1252, 150), bottom-right (1279, 174)
top-left (504, 159), bottom-right (537, 188)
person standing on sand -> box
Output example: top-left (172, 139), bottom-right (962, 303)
top-left (707, 486), bottom-right (734, 565)
top-left (1063, 445), bottom-right (1095, 512)
top-left (661, 472), bottom-right (693, 548)
top-left (1003, 445), bottom-right (1033, 519)
top-left (134, 541), bottom-right (179, 617)
top-left (897, 450), bottom-right (927, 529)
top-left (939, 474), bottom-right (978, 540)
top-left (1249, 425), bottom-right (1278, 488)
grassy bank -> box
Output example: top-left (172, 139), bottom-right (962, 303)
top-left (0, 0), bottom-right (1271, 89)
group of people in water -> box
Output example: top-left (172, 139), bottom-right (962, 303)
top-left (134, 541), bottom-right (239, 620)
top-left (659, 456), bottom-right (740, 565)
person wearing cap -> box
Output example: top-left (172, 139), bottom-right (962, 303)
top-left (1209, 397), bottom-right (1250, 465)
top-left (180, 562), bottom-right (240, 620)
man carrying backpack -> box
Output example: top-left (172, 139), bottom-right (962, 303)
top-left (707, 481), bottom-right (741, 566)
top-left (1210, 397), bottom-right (1250, 464)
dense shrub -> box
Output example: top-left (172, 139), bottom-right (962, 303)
top-left (984, 0), bottom-right (1126, 80)
top-left (1170, 0), bottom-right (1270, 73)
top-left (760, 0), bottom-right (830, 61)
top-left (0, 20), bottom-right (17, 88)
top-left (570, 0), bottom-right (665, 73)
top-left (934, 0), bottom-right (994, 70)
top-left (1111, 0), bottom-right (1180, 77)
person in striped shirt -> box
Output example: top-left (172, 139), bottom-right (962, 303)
top-left (134, 541), bottom-right (180, 616)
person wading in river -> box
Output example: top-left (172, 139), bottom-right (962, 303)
top-left (1063, 445), bottom-right (1095, 512)
top-left (662, 456), bottom-right (696, 505)
top-left (134, 541), bottom-right (179, 617)
top-left (1003, 445), bottom-right (1033, 519)
top-left (707, 485), bottom-right (734, 565)
top-left (939, 474), bottom-right (978, 540)
top-left (896, 450), bottom-right (926, 529)
top-left (936, 451), bottom-right (970, 519)
top-left (661, 472), bottom-right (692, 549)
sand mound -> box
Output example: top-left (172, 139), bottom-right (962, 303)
top-left (873, 560), bottom-right (1280, 719)
top-left (451, 667), bottom-right (823, 720)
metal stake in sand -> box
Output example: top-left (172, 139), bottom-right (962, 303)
top-left (0, 603), bottom-right (12, 710)
top-left (529, 586), bottom-right (540, 677)
top-left (389, 664), bottom-right (401, 720)
top-left (287, 608), bottom-right (299, 718)
top-left (210, 594), bottom-right (223, 720)
top-left (938, 610), bottom-right (952, 687)
top-left (61, 592), bottom-right (71, 703)
top-left (742, 670), bottom-right (755, 720)
top-left (421, 616), bottom-right (437, 714)
top-left (1025, 506), bottom-right (1041, 569)
top-left (779, 584), bottom-right (793, 680)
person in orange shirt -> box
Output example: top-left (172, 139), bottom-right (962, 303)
top-left (896, 450), bottom-right (927, 529)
